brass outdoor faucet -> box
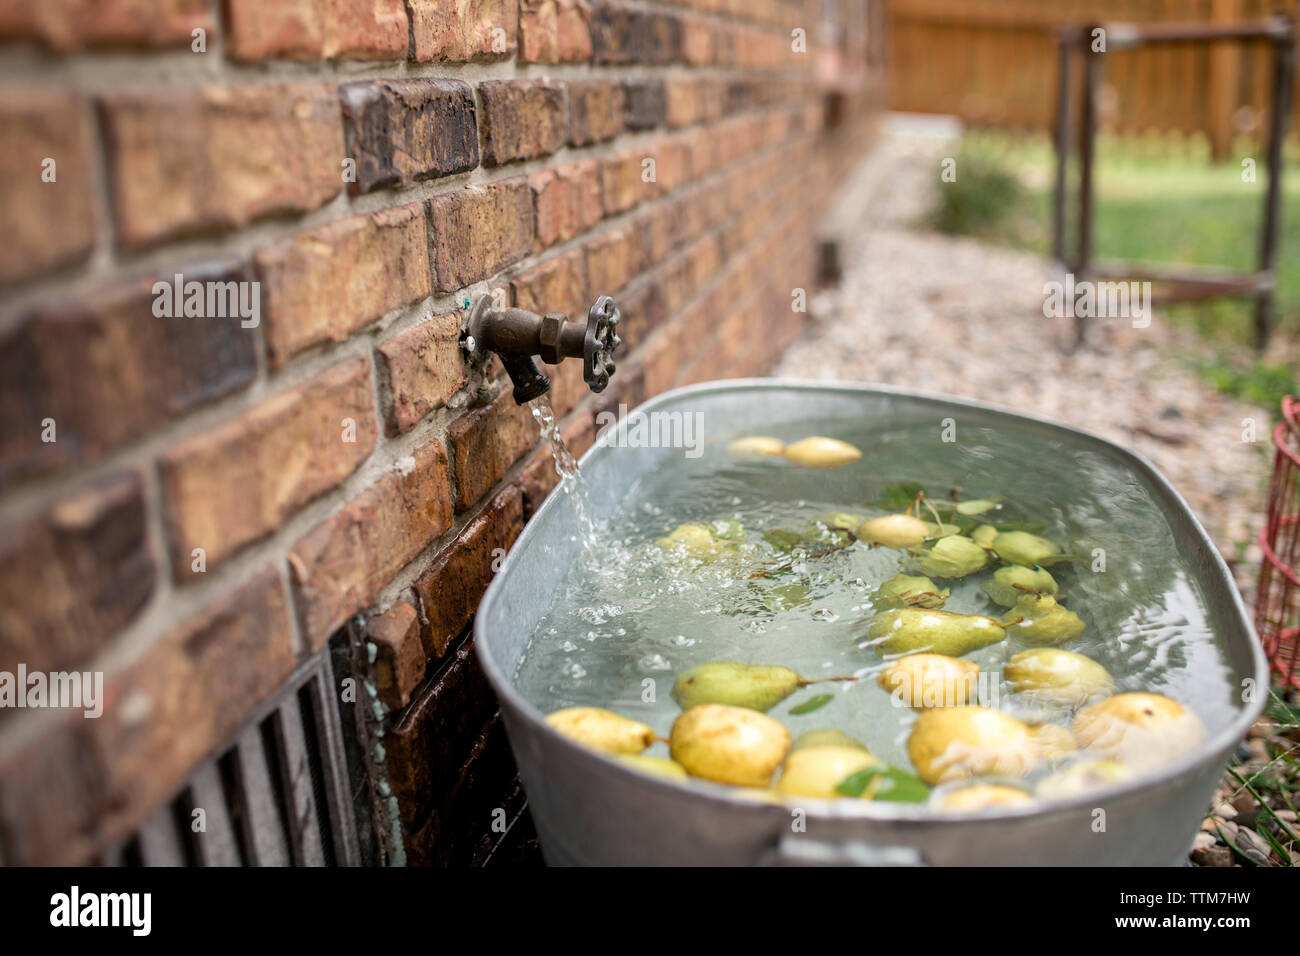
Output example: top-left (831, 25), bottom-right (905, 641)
top-left (461, 294), bottom-right (621, 405)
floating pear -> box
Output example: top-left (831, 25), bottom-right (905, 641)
top-left (670, 704), bottom-right (792, 787)
top-left (992, 530), bottom-right (1061, 566)
top-left (868, 608), bottom-right (1006, 657)
top-left (791, 728), bottom-right (870, 753)
top-left (914, 534), bottom-right (989, 578)
top-left (877, 653), bottom-right (980, 709)
top-left (856, 514), bottom-right (930, 549)
top-left (670, 660), bottom-right (854, 713)
top-left (1003, 593), bottom-right (1086, 645)
top-left (783, 436), bottom-right (862, 468)
top-left (1036, 759), bottom-right (1135, 800)
top-left (1071, 693), bottom-right (1206, 773)
top-left (872, 573), bottom-right (949, 609)
top-left (971, 524), bottom-right (999, 548)
top-left (1028, 723), bottom-right (1077, 761)
top-left (727, 435), bottom-right (786, 458)
top-left (907, 706), bottom-right (1042, 785)
top-left (545, 707), bottom-right (656, 755)
top-left (938, 784), bottom-right (1034, 811)
top-left (1006, 648), bottom-right (1114, 707)
top-left (656, 521), bottom-right (733, 561)
top-left (614, 754), bottom-right (689, 783)
top-left (776, 746), bottom-right (880, 799)
top-left (983, 565), bottom-right (1059, 606)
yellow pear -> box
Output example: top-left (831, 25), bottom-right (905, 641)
top-left (1036, 759), bottom-right (1135, 800)
top-left (670, 704), bottom-right (792, 787)
top-left (1006, 648), bottom-right (1114, 707)
top-left (726, 435), bottom-right (786, 458)
top-left (1028, 723), bottom-right (1077, 761)
top-left (671, 661), bottom-right (815, 713)
top-left (1003, 593), bottom-right (1085, 645)
top-left (971, 524), bottom-right (999, 548)
top-left (907, 706), bottom-right (1041, 785)
top-left (872, 573), bottom-right (949, 609)
top-left (992, 530), bottom-right (1061, 566)
top-left (868, 607), bottom-right (1006, 657)
top-left (546, 707), bottom-right (655, 755)
top-left (939, 784), bottom-right (1034, 811)
top-left (1071, 693), bottom-right (1206, 772)
top-left (791, 728), bottom-right (870, 752)
top-left (856, 514), bottom-right (930, 549)
top-left (775, 745), bottom-right (881, 799)
top-left (783, 436), bottom-right (862, 468)
top-left (614, 754), bottom-right (689, 783)
top-left (914, 534), bottom-right (989, 578)
top-left (877, 653), bottom-right (980, 709)
top-left (655, 521), bottom-right (730, 560)
top-left (983, 565), bottom-right (1058, 606)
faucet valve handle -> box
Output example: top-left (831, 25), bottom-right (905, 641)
top-left (584, 295), bottom-right (620, 393)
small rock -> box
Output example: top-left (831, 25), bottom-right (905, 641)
top-left (1216, 820), bottom-right (1240, 845)
top-left (1191, 831), bottom-right (1217, 851)
top-left (1234, 827), bottom-right (1274, 865)
top-left (1192, 845), bottom-right (1234, 867)
top-left (1275, 809), bottom-right (1298, 823)
top-left (1213, 802), bottom-right (1238, 820)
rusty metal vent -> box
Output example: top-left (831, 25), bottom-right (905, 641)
top-left (101, 651), bottom-right (361, 866)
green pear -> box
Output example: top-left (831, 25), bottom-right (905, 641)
top-left (545, 707), bottom-right (656, 755)
top-left (983, 565), bottom-right (1059, 607)
top-left (1006, 648), bottom-right (1114, 707)
top-left (791, 728), bottom-right (870, 753)
top-left (971, 524), bottom-right (999, 548)
top-left (670, 704), bottom-right (792, 787)
top-left (708, 518), bottom-right (746, 542)
top-left (868, 608), bottom-right (1006, 657)
top-left (877, 653), bottom-right (980, 709)
top-left (907, 706), bottom-right (1042, 785)
top-left (856, 514), bottom-right (930, 549)
top-left (938, 784), bottom-right (1034, 811)
top-left (671, 660), bottom-right (852, 712)
top-left (783, 436), bottom-right (862, 468)
top-left (1036, 759), bottom-right (1135, 800)
top-left (992, 530), bottom-right (1061, 566)
top-left (726, 435), bottom-right (786, 458)
top-left (1071, 693), bottom-right (1206, 772)
top-left (1003, 593), bottom-right (1085, 645)
top-left (913, 534), bottom-right (989, 578)
top-left (872, 573), bottom-right (949, 609)
top-left (614, 754), bottom-right (689, 783)
top-left (776, 745), bottom-right (881, 799)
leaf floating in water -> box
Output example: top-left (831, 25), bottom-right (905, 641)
top-left (992, 520), bottom-right (1045, 533)
top-left (871, 482), bottom-right (927, 511)
top-left (836, 766), bottom-right (931, 802)
top-left (789, 693), bottom-right (834, 715)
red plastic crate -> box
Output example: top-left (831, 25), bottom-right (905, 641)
top-left (1257, 395), bottom-right (1300, 690)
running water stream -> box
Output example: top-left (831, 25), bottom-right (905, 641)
top-left (529, 397), bottom-right (599, 547)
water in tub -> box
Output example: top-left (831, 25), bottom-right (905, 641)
top-left (514, 414), bottom-right (1239, 801)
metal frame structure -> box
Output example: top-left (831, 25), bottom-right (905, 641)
top-left (1052, 15), bottom-right (1295, 348)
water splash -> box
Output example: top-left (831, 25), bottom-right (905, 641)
top-left (529, 396), bottom-right (599, 547)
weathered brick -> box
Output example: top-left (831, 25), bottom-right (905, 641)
top-left (529, 160), bottom-right (603, 249)
top-left (340, 79), bottom-right (478, 194)
top-left (290, 440), bottom-right (453, 647)
top-left (0, 260), bottom-right (258, 487)
top-left (590, 3), bottom-right (680, 65)
top-left (611, 277), bottom-right (663, 350)
top-left (665, 77), bottom-right (723, 128)
top-left (0, 713), bottom-right (101, 864)
top-left (0, 0), bottom-right (214, 52)
top-left (412, 485), bottom-right (522, 658)
top-left (445, 391), bottom-right (536, 511)
top-left (622, 78), bottom-right (666, 130)
top-left (257, 204), bottom-right (430, 366)
top-left (568, 80), bottom-right (624, 146)
top-left (377, 310), bottom-right (467, 434)
top-left (600, 148), bottom-right (651, 215)
top-left (518, 0), bottom-right (591, 64)
top-left (369, 599), bottom-right (425, 711)
top-left (681, 14), bottom-right (714, 65)
top-left (515, 412), bottom-right (594, 517)
top-left (512, 249), bottom-right (588, 329)
top-left (649, 135), bottom-right (691, 194)
top-left (584, 225), bottom-right (642, 295)
top-left (88, 568), bottom-right (295, 849)
top-left (478, 80), bottom-right (567, 166)
top-left (224, 0), bottom-right (408, 61)
top-left (408, 0), bottom-right (515, 62)
top-left (0, 472), bottom-right (153, 677)
top-left (100, 85), bottom-right (343, 248)
top-left (161, 357), bottom-right (377, 578)
top-left (428, 180), bottom-right (534, 292)
top-left (0, 91), bottom-right (96, 283)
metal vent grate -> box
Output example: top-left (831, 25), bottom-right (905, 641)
top-left (101, 651), bottom-right (360, 866)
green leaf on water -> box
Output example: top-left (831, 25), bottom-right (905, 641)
top-left (992, 520), bottom-right (1045, 533)
top-left (789, 693), bottom-right (834, 715)
top-left (836, 766), bottom-right (931, 802)
top-left (870, 482), bottom-right (927, 511)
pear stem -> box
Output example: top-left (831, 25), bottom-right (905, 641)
top-left (799, 675), bottom-right (859, 686)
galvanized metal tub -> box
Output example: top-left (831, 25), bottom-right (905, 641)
top-left (475, 380), bottom-right (1268, 866)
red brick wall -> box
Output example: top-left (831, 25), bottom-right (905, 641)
top-left (0, 0), bottom-right (879, 865)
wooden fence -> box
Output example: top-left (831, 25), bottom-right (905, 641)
top-left (889, 0), bottom-right (1299, 156)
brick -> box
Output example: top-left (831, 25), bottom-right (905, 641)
top-left (511, 249), bottom-right (588, 330)
top-left (408, 0), bottom-right (515, 62)
top-left (518, 0), bottom-right (591, 63)
top-left (340, 79), bottom-right (478, 194)
top-left (377, 309), bottom-right (467, 434)
top-left (650, 135), bottom-right (691, 194)
top-left (0, 91), bottom-right (96, 283)
top-left (257, 204), bottom-right (430, 366)
top-left (100, 85), bottom-right (343, 248)
top-left (529, 160), bottom-right (602, 250)
top-left (600, 148), bottom-right (651, 215)
top-left (0, 472), bottom-right (153, 676)
top-left (515, 412), bottom-right (594, 517)
top-left (0, 0), bottom-right (214, 52)
top-left (428, 180), bottom-right (534, 292)
top-left (224, 0), bottom-right (408, 61)
top-left (0, 713), bottom-right (101, 865)
top-left (584, 225), bottom-right (642, 295)
top-left (622, 78), bottom-right (665, 130)
top-left (290, 440), bottom-right (453, 647)
top-left (590, 3), bottom-right (679, 65)
top-left (478, 80), bottom-right (567, 166)
top-left (161, 357), bottom-right (377, 577)
top-left (681, 15), bottom-right (714, 65)
top-left (568, 80), bottom-right (624, 146)
top-left (88, 568), bottom-right (295, 849)
top-left (369, 600), bottom-right (425, 710)
top-left (412, 485), bottom-right (522, 658)
top-left (614, 275), bottom-right (664, 351)
top-left (0, 261), bottom-right (258, 487)
top-left (445, 391), bottom-right (537, 511)
top-left (665, 77), bottom-right (723, 128)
